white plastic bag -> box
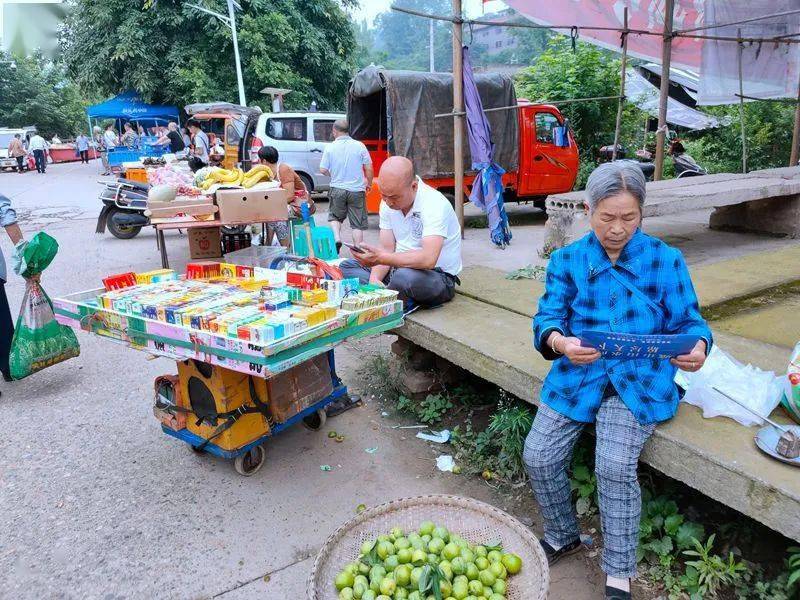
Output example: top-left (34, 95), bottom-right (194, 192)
top-left (675, 345), bottom-right (783, 426)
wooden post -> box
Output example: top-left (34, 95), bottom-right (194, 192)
top-left (738, 28), bottom-right (748, 173)
top-left (654, 0), bottom-right (675, 181)
top-left (452, 0), bottom-right (465, 236)
top-left (790, 70), bottom-right (800, 166)
top-left (612, 8), bottom-right (629, 161)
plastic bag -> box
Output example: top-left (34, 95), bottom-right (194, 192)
top-left (782, 342), bottom-right (800, 423)
top-left (8, 232), bottom-right (80, 379)
top-left (675, 345), bottom-right (783, 426)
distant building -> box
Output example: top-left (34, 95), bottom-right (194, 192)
top-left (472, 9), bottom-right (523, 57)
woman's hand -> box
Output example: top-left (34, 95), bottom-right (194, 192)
top-left (671, 340), bottom-right (707, 372)
top-left (549, 333), bottom-right (601, 366)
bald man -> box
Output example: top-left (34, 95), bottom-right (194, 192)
top-left (340, 157), bottom-right (462, 308)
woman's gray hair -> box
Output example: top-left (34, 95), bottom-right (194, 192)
top-left (584, 161), bottom-right (647, 213)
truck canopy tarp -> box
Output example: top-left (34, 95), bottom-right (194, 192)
top-left (348, 67), bottom-right (519, 179)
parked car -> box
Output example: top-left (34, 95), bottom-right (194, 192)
top-left (249, 111), bottom-right (344, 194)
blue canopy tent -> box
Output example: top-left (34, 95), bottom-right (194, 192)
top-left (85, 91), bottom-right (180, 137)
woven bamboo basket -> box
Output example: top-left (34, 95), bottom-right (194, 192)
top-left (307, 494), bottom-right (549, 599)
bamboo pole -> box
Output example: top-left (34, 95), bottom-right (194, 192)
top-left (452, 0), bottom-right (464, 236)
top-left (791, 70), bottom-right (800, 166)
top-left (612, 8), bottom-right (629, 161)
top-left (433, 95), bottom-right (622, 119)
top-left (654, 0), bottom-right (675, 181)
top-left (738, 29), bottom-right (748, 173)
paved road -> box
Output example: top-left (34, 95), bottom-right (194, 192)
top-left (0, 163), bottom-right (602, 599)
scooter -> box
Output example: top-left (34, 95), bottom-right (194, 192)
top-left (95, 177), bottom-right (150, 239)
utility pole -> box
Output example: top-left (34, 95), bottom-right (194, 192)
top-left (429, 19), bottom-right (435, 72)
top-left (187, 0), bottom-right (246, 106)
top-left (611, 7), bottom-right (629, 161)
top-left (654, 0), bottom-right (675, 181)
top-left (452, 0), bottom-right (464, 235)
top-left (791, 70), bottom-right (800, 166)
top-left (737, 28), bottom-right (747, 173)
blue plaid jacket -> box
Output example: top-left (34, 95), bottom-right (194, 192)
top-left (532, 230), bottom-right (712, 424)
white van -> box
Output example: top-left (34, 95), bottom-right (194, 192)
top-left (0, 127), bottom-right (34, 171)
top-left (249, 111), bottom-right (344, 193)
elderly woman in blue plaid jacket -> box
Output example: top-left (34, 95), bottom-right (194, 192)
top-left (524, 162), bottom-right (711, 600)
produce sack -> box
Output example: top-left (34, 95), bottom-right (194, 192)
top-left (782, 342), bottom-right (800, 423)
top-left (8, 232), bottom-right (80, 380)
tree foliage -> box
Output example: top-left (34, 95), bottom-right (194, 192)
top-left (0, 51), bottom-right (87, 138)
top-left (61, 0), bottom-right (358, 111)
top-left (362, 0), bottom-right (453, 72)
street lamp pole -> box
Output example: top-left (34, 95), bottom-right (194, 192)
top-left (187, 0), bottom-right (246, 106)
top-left (227, 0), bottom-right (246, 106)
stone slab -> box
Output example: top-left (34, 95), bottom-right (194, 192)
top-left (395, 297), bottom-right (800, 542)
top-left (548, 166), bottom-right (800, 219)
top-left (456, 244), bottom-right (800, 317)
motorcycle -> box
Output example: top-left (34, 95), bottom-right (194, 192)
top-left (95, 177), bottom-right (150, 239)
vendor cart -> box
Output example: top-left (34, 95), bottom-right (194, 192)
top-left (54, 265), bottom-right (404, 476)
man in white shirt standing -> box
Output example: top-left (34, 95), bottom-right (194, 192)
top-left (187, 120), bottom-right (210, 165)
top-left (340, 156), bottom-right (462, 308)
top-left (319, 119), bottom-right (373, 252)
top-left (27, 133), bottom-right (48, 174)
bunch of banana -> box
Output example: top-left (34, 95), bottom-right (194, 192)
top-left (199, 167), bottom-right (246, 190)
top-left (242, 164), bottom-right (274, 189)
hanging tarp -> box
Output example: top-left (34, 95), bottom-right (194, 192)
top-left (462, 46), bottom-right (512, 247)
top-left (86, 91), bottom-right (179, 122)
top-left (348, 67), bottom-right (519, 179)
top-left (502, 0), bottom-right (705, 70)
top-left (626, 68), bottom-right (723, 130)
top-left (502, 1), bottom-right (800, 104)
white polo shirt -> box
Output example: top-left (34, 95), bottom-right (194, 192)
top-left (319, 135), bottom-right (371, 192)
top-left (379, 178), bottom-right (462, 276)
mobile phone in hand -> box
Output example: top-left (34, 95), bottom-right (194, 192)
top-left (343, 242), bottom-right (366, 254)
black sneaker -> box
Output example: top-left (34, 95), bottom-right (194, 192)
top-left (539, 538), bottom-right (582, 566)
top-left (605, 585), bottom-right (632, 600)
top-left (335, 241), bottom-right (342, 255)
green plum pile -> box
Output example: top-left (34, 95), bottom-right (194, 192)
top-left (333, 521), bottom-right (523, 600)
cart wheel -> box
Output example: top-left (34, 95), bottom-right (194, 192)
top-left (234, 445), bottom-right (266, 476)
top-left (302, 408), bottom-right (327, 431)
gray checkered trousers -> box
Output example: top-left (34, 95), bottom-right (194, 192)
top-left (523, 395), bottom-right (656, 578)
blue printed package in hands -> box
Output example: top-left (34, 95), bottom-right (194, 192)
top-left (8, 232), bottom-right (80, 380)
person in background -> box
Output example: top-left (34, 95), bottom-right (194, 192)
top-left (340, 156), bottom-right (462, 309)
top-left (120, 122), bottom-right (138, 147)
top-left (0, 193), bottom-right (32, 388)
top-left (256, 145), bottom-right (314, 248)
top-left (94, 126), bottom-right (110, 176)
top-left (181, 126), bottom-right (191, 148)
top-left (27, 132), bottom-right (48, 174)
top-left (136, 124), bottom-right (145, 137)
top-left (187, 120), bottom-right (210, 165)
top-left (8, 133), bottom-right (26, 174)
top-left (319, 119), bottom-right (373, 253)
top-left (103, 124), bottom-right (118, 152)
top-left (524, 162), bottom-right (710, 600)
top-left (153, 122), bottom-right (185, 154)
top-left (51, 134), bottom-right (61, 144)
top-left (669, 140), bottom-right (706, 177)
top-left (75, 132), bottom-right (90, 164)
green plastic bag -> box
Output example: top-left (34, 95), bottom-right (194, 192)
top-left (9, 232), bottom-right (80, 380)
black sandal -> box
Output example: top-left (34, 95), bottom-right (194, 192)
top-left (325, 395), bottom-right (362, 417)
top-left (605, 584), bottom-right (632, 600)
top-left (539, 538), bottom-right (582, 566)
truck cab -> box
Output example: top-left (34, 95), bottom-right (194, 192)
top-left (185, 103), bottom-right (262, 171)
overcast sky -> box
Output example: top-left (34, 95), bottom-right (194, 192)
top-left (350, 0), bottom-right (508, 27)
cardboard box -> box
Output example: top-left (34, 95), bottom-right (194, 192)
top-left (215, 188), bottom-right (289, 223)
top-left (188, 227), bottom-right (222, 259)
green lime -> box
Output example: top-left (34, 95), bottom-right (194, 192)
top-left (394, 564), bottom-right (412, 587)
top-left (479, 569), bottom-right (496, 587)
top-left (501, 553), bottom-right (523, 575)
top-left (411, 549), bottom-right (427, 566)
top-left (419, 521), bottom-right (435, 536)
top-left (384, 555), bottom-right (399, 571)
top-left (451, 556), bottom-right (466, 575)
top-left (394, 537), bottom-right (411, 550)
top-left (468, 579), bottom-right (484, 596)
top-left (452, 579), bottom-right (469, 600)
top-left (376, 541), bottom-right (395, 560)
top-left (489, 561), bottom-right (506, 580)
top-left (369, 565), bottom-right (386, 582)
top-left (352, 580), bottom-right (368, 598)
top-left (475, 556), bottom-right (490, 571)
top-left (432, 526), bottom-right (450, 542)
top-left (397, 548), bottom-right (413, 564)
top-left (465, 563), bottom-right (480, 581)
top-left (492, 579), bottom-right (507, 595)
top-left (339, 588), bottom-right (354, 600)
top-left (335, 571), bottom-right (355, 591)
top-left (475, 546), bottom-right (488, 558)
top-left (438, 560), bottom-right (453, 581)
top-left (428, 537), bottom-right (446, 555)
top-left (379, 576), bottom-right (396, 596)
top-left (361, 589), bottom-right (376, 600)
top-left (410, 566), bottom-right (423, 588)
top-left (460, 548), bottom-right (475, 563)
top-left (442, 542), bottom-right (461, 561)
top-left (439, 579), bottom-right (453, 597)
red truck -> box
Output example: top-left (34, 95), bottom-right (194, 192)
top-left (347, 68), bottom-right (579, 212)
